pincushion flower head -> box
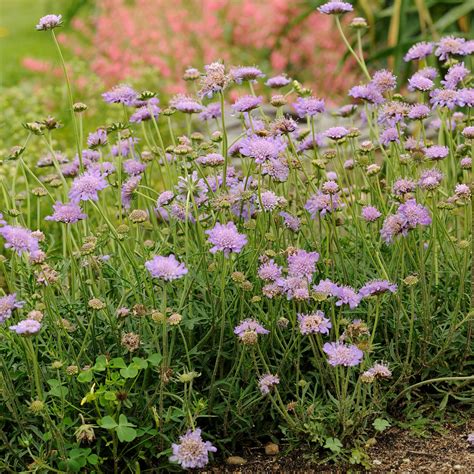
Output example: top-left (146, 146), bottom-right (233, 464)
top-left (199, 102), bottom-right (221, 121)
top-left (239, 135), bottom-right (286, 164)
top-left (36, 14), bottom-right (62, 31)
top-left (145, 254), bottom-right (188, 281)
top-left (435, 36), bottom-right (471, 61)
top-left (232, 95), bottom-right (263, 113)
top-left (324, 126), bottom-right (349, 141)
top-left (404, 41), bottom-right (434, 62)
top-left (258, 374), bottom-right (280, 395)
top-left (69, 169), bottom-right (108, 203)
top-left (361, 362), bottom-right (392, 382)
top-left (266, 74), bottom-right (291, 88)
top-left (230, 66), bottom-right (264, 84)
top-left (408, 73), bottom-right (434, 92)
top-left (392, 178), bottom-right (416, 197)
top-left (87, 129), bottom-right (107, 148)
top-left (279, 212), bottom-right (301, 231)
top-left (121, 175), bottom-right (141, 209)
top-left (205, 222), bottom-right (247, 257)
top-left (10, 319), bottom-right (41, 336)
top-left (430, 88), bottom-right (458, 109)
top-left (130, 103), bottom-right (161, 123)
top-left (359, 280), bottom-right (397, 298)
top-left (323, 342), bottom-right (364, 367)
top-left (348, 84), bottom-right (384, 105)
top-left (234, 318), bottom-right (269, 344)
top-left (361, 206), bottom-right (381, 222)
top-left (258, 259), bottom-right (282, 281)
top-left (332, 285), bottom-right (361, 309)
top-left (424, 145), bottom-right (449, 161)
top-left (199, 62), bottom-right (230, 98)
top-left (318, 1), bottom-right (353, 15)
top-left (45, 202), bottom-right (87, 224)
top-left (305, 190), bottom-right (342, 218)
top-left (287, 249), bottom-right (319, 280)
top-left (298, 311), bottom-right (332, 335)
top-left (0, 225), bottom-right (40, 256)
top-left (102, 84), bottom-right (138, 106)
top-left (442, 63), bottom-right (469, 89)
top-left (169, 428), bottom-right (216, 469)
top-left (170, 94), bottom-right (203, 114)
top-left (408, 104), bottom-right (431, 120)
top-left (293, 96), bottom-right (325, 117)
top-left (0, 294), bottom-right (25, 324)
top-left (371, 69), bottom-right (397, 93)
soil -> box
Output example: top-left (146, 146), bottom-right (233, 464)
top-left (204, 422), bottom-right (474, 473)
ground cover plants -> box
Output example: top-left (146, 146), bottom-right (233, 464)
top-left (0, 2), bottom-right (473, 472)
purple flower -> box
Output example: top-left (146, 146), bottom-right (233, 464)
top-left (318, 1), bottom-right (353, 15)
top-left (404, 41), bottom-right (433, 62)
top-left (398, 199), bottom-right (432, 227)
top-left (0, 213), bottom-right (5, 226)
top-left (418, 169), bottom-right (443, 190)
top-left (129, 103), bottom-right (161, 123)
top-left (418, 67), bottom-right (438, 80)
top-left (259, 191), bottom-right (283, 211)
top-left (266, 74), bottom-right (291, 88)
top-left (199, 62), bottom-right (230, 98)
top-left (408, 104), bottom-right (431, 120)
top-left (205, 222), bottom-right (247, 256)
top-left (121, 175), bottom-right (141, 209)
top-left (230, 66), bottom-right (265, 84)
top-left (36, 14), bottom-right (62, 31)
top-left (442, 63), bottom-right (469, 89)
top-left (305, 191), bottom-right (342, 218)
top-left (430, 88), bottom-right (458, 109)
top-left (371, 69), bottom-right (397, 93)
top-left (169, 428), bottom-right (216, 469)
top-left (380, 127), bottom-right (400, 146)
top-left (0, 225), bottom-right (40, 256)
top-left (424, 145), bottom-right (449, 161)
top-left (348, 84), bottom-right (384, 105)
top-left (111, 137), bottom-right (139, 158)
top-left (361, 206), bottom-right (382, 222)
top-left (145, 254), bottom-right (188, 281)
top-left (380, 214), bottom-right (406, 243)
top-left (298, 311), bottom-right (332, 335)
top-left (408, 73), bottom-right (434, 92)
top-left (392, 178), bottom-right (416, 197)
top-left (199, 102), bottom-right (221, 121)
top-left (362, 362), bottom-right (392, 381)
top-left (323, 342), bottom-right (364, 367)
top-left (435, 36), bottom-right (470, 61)
top-left (156, 191), bottom-right (174, 207)
top-left (234, 319), bottom-right (269, 339)
top-left (258, 374), bottom-right (280, 395)
top-left (324, 126), bottom-right (349, 141)
top-left (69, 170), bottom-right (108, 203)
top-left (123, 159), bottom-right (146, 176)
top-left (258, 259), bottom-right (282, 281)
top-left (0, 294), bottom-right (25, 323)
top-left (102, 84), bottom-right (138, 106)
top-left (313, 278), bottom-right (337, 297)
top-left (457, 88), bottom-right (474, 107)
top-left (287, 249), bottom-right (319, 280)
top-left (277, 276), bottom-right (310, 301)
top-left (461, 157), bottom-right (472, 169)
top-left (262, 157), bottom-right (289, 182)
top-left (232, 95), bottom-right (263, 113)
top-left (298, 135), bottom-right (324, 152)
top-left (293, 96), bottom-right (325, 117)
top-left (45, 201), bottom-right (87, 223)
top-left (239, 135), bottom-right (286, 164)
top-left (462, 126), bottom-right (474, 139)
top-left (279, 211), bottom-right (301, 231)
top-left (87, 129), bottom-right (107, 148)
top-left (332, 285), bottom-right (361, 309)
top-left (171, 94), bottom-right (203, 114)
top-left (359, 280), bottom-right (397, 298)
top-left (455, 183), bottom-right (471, 199)
top-left (196, 153), bottom-right (224, 167)
top-left (9, 319), bottom-right (41, 336)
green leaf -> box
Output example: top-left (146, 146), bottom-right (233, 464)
top-left (147, 353), bottom-right (163, 366)
top-left (87, 454), bottom-right (99, 465)
top-left (118, 414), bottom-right (135, 427)
top-left (109, 357), bottom-right (127, 369)
top-left (324, 437), bottom-right (343, 453)
top-left (116, 425), bottom-right (137, 442)
top-left (98, 416), bottom-right (118, 430)
top-left (132, 357), bottom-right (148, 369)
top-left (77, 370), bottom-right (93, 383)
top-left (373, 418), bottom-right (391, 432)
top-left (104, 391), bottom-right (117, 401)
top-left (120, 365), bottom-right (139, 379)
top-left (93, 355), bottom-right (108, 371)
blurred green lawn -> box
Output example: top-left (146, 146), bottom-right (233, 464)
top-left (0, 0), bottom-right (75, 87)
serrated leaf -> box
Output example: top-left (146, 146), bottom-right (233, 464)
top-left (373, 418), bottom-right (391, 432)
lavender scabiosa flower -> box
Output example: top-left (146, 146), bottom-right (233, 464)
top-left (279, 212), bottom-right (301, 231)
top-left (361, 362), bottom-right (392, 382)
top-left (404, 41), bottom-right (433, 62)
top-left (129, 103), bottom-right (161, 123)
top-left (424, 145), bottom-right (449, 161)
top-left (462, 126), bottom-right (474, 139)
top-left (0, 294), bottom-right (25, 323)
top-left (461, 157), bottom-right (472, 169)
top-left (371, 69), bottom-right (397, 93)
top-left (349, 84), bottom-right (384, 105)
top-left (258, 374), bottom-right (280, 395)
top-left (324, 126), bottom-right (349, 141)
top-left (266, 74), bottom-right (291, 88)
top-left (435, 36), bottom-right (470, 61)
top-left (332, 285), bottom-right (361, 309)
top-left (457, 88), bottom-right (474, 107)
top-left (199, 62), bottom-right (230, 98)
top-left (171, 94), bottom-right (203, 114)
top-left (156, 191), bottom-right (174, 208)
top-left (230, 66), bottom-right (265, 84)
top-left (380, 127), bottom-right (400, 146)
top-left (121, 175), bottom-right (141, 209)
top-left (318, 1), bottom-right (353, 15)
top-left (392, 178), bottom-right (416, 197)
top-left (169, 428), bottom-right (217, 469)
top-left (323, 342), bottom-right (364, 367)
top-left (9, 319), bottom-right (41, 336)
top-left (262, 157), bottom-right (290, 182)
top-left (234, 318), bottom-right (269, 344)
top-left (0, 212), bottom-right (6, 226)
top-left (36, 14), bottom-right (62, 31)
top-left (45, 201), bottom-right (87, 223)
top-left (102, 84), bottom-right (137, 106)
top-left (87, 129), bottom-right (107, 148)
top-left (0, 225), bottom-right (40, 256)
top-left (359, 280), bottom-right (397, 298)
top-left (239, 135), bottom-right (286, 164)
top-left (287, 249), bottom-right (319, 280)
top-left (380, 213), bottom-right (406, 243)
top-left (408, 104), bottom-right (431, 120)
top-left (205, 222), bottom-right (247, 257)
top-left (196, 153), bottom-right (225, 167)
top-left (145, 254), bottom-right (188, 281)
top-left (398, 199), bottom-right (432, 228)
top-left (260, 190), bottom-right (285, 211)
top-left (361, 206), bottom-right (382, 222)
top-left (298, 311), bottom-right (332, 335)
top-left (418, 169), bottom-right (443, 190)
top-left (430, 88), bottom-right (458, 109)
top-left (278, 276), bottom-right (310, 301)
top-left (454, 183), bottom-right (471, 199)
top-left (258, 259), bottom-right (282, 281)
top-left (418, 67), bottom-right (438, 80)
top-left (199, 102), bottom-right (221, 121)
top-left (123, 159), bottom-right (146, 176)
top-left (408, 73), bottom-right (434, 92)
top-left (379, 101), bottom-right (410, 126)
top-left (305, 191), bottom-right (342, 218)
top-left (293, 96), bottom-right (325, 117)
top-left (442, 63), bottom-right (469, 89)
top-left (313, 278), bottom-right (337, 297)
top-left (232, 95), bottom-right (263, 113)
top-left (298, 134), bottom-right (324, 151)
top-left (69, 170), bottom-right (108, 203)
